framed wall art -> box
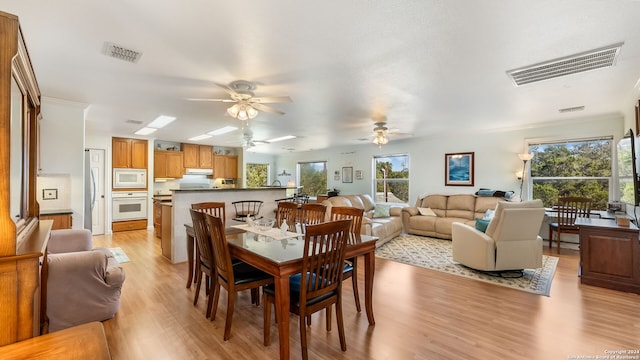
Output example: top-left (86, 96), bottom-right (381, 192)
top-left (342, 167), bottom-right (353, 183)
top-left (445, 152), bottom-right (474, 186)
top-left (355, 170), bottom-right (363, 180)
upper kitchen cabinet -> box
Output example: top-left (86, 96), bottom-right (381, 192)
top-left (112, 137), bottom-right (148, 169)
top-left (154, 150), bottom-right (183, 179)
top-left (213, 155), bottom-right (238, 179)
top-left (182, 143), bottom-right (213, 169)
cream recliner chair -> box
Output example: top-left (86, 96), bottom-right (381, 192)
top-left (451, 199), bottom-right (545, 271)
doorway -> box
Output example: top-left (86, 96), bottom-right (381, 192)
top-left (86, 148), bottom-right (106, 235)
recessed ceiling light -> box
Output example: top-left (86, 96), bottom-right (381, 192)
top-left (188, 134), bottom-right (212, 141)
top-left (134, 127), bottom-right (157, 135)
top-left (148, 115), bottom-right (176, 129)
top-left (266, 135), bottom-right (296, 143)
top-left (207, 126), bottom-right (238, 136)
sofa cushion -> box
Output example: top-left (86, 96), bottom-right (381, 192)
top-left (345, 195), bottom-right (365, 210)
top-left (445, 195), bottom-right (476, 220)
top-left (359, 194), bottom-right (376, 211)
top-left (418, 195), bottom-right (448, 217)
top-left (474, 196), bottom-right (500, 219)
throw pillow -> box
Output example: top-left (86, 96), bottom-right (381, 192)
top-left (475, 219), bottom-right (491, 233)
top-left (417, 207), bottom-right (437, 216)
top-left (373, 204), bottom-right (391, 218)
top-left (483, 209), bottom-right (495, 220)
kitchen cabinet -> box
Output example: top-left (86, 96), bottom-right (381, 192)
top-left (161, 203), bottom-right (172, 260)
top-left (213, 155), bottom-right (238, 179)
top-left (112, 137), bottom-right (148, 169)
top-left (153, 201), bottom-right (162, 238)
top-left (182, 143), bottom-right (213, 169)
top-left (40, 212), bottom-right (72, 230)
top-left (154, 150), bottom-right (183, 178)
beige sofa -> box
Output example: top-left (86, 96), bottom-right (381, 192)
top-left (321, 194), bottom-right (403, 247)
top-left (402, 194), bottom-right (502, 240)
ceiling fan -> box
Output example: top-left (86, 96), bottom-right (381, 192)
top-left (187, 80), bottom-right (292, 120)
top-left (370, 117), bottom-right (409, 146)
top-left (241, 129), bottom-right (268, 149)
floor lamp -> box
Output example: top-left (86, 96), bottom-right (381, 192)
top-left (518, 153), bottom-right (534, 201)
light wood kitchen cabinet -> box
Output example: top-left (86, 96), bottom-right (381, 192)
top-left (154, 150), bottom-right (183, 178)
top-left (112, 137), bottom-right (148, 169)
top-left (213, 155), bottom-right (238, 179)
top-left (182, 143), bottom-right (213, 169)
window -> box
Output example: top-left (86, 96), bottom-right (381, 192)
top-left (529, 137), bottom-right (612, 210)
top-left (246, 163), bottom-right (269, 187)
top-left (298, 161), bottom-right (327, 196)
top-left (374, 154), bottom-right (409, 204)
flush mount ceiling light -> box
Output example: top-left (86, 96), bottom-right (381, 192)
top-left (266, 135), bottom-right (296, 143)
top-left (506, 42), bottom-right (623, 86)
top-left (134, 115), bottom-right (176, 135)
top-left (207, 126), bottom-right (238, 136)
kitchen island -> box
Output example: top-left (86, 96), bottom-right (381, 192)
top-left (169, 187), bottom-right (288, 264)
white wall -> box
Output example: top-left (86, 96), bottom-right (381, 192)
top-left (39, 98), bottom-right (87, 228)
top-left (273, 114), bottom-right (625, 205)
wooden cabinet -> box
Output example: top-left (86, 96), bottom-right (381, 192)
top-left (112, 137), bottom-right (147, 169)
top-left (153, 200), bottom-right (162, 238)
top-left (160, 203), bottom-right (172, 260)
top-left (577, 218), bottom-right (640, 294)
top-left (213, 155), bottom-right (238, 179)
top-left (182, 143), bottom-right (213, 169)
top-left (112, 219), bottom-right (147, 232)
top-left (0, 12), bottom-right (49, 345)
top-left (154, 150), bottom-right (183, 178)
top-left (40, 214), bottom-right (72, 230)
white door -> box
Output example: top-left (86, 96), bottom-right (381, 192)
top-left (89, 149), bottom-right (106, 235)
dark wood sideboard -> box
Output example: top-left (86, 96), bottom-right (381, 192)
top-left (576, 218), bottom-right (640, 294)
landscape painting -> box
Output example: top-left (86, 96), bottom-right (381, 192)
top-left (445, 152), bottom-right (474, 186)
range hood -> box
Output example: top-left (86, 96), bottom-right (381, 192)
top-left (185, 168), bottom-right (213, 175)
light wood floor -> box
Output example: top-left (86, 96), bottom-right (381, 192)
top-left (94, 230), bottom-right (640, 360)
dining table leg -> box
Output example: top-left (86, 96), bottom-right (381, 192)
top-left (274, 275), bottom-right (291, 360)
top-left (186, 231), bottom-right (194, 288)
top-left (363, 249), bottom-right (376, 325)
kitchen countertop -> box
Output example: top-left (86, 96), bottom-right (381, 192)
top-left (171, 186), bottom-right (296, 192)
top-left (40, 209), bottom-right (73, 216)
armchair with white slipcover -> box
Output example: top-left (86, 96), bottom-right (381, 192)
top-left (46, 229), bottom-right (125, 332)
top-left (451, 200), bottom-right (545, 272)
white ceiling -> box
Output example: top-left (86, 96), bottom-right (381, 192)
top-left (3, 1), bottom-right (640, 153)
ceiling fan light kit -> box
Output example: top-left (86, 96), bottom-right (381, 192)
top-left (227, 101), bottom-right (258, 120)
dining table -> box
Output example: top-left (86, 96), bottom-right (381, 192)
top-left (184, 223), bottom-right (378, 360)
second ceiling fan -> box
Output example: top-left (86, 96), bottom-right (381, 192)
top-left (187, 80), bottom-right (292, 120)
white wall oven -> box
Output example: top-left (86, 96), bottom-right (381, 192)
top-left (113, 168), bottom-right (147, 189)
top-left (112, 191), bottom-right (147, 221)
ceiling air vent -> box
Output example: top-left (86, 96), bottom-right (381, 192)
top-left (506, 42), bottom-right (623, 86)
top-left (559, 106), bottom-right (585, 113)
top-left (102, 42), bottom-right (142, 63)
top-left (125, 119), bottom-right (143, 125)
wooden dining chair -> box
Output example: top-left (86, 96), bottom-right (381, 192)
top-left (189, 209), bottom-right (218, 319)
top-left (232, 200), bottom-right (264, 221)
top-left (275, 201), bottom-right (299, 232)
top-left (263, 219), bottom-right (351, 360)
top-left (549, 196), bottom-right (592, 253)
top-left (187, 202), bottom-right (226, 289)
top-left (205, 214), bottom-right (274, 341)
top-left (299, 203), bottom-right (327, 228)
top-left (330, 206), bottom-right (364, 312)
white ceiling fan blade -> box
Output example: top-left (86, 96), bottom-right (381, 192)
top-left (215, 82), bottom-right (239, 97)
top-left (252, 103), bottom-right (285, 115)
top-left (185, 98), bottom-right (236, 102)
top-left (251, 96), bottom-right (292, 103)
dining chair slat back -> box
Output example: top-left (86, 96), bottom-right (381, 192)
top-left (330, 206), bottom-right (364, 312)
top-left (275, 201), bottom-right (298, 232)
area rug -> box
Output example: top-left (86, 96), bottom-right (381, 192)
top-left (109, 247), bottom-right (130, 263)
top-left (375, 234), bottom-right (558, 296)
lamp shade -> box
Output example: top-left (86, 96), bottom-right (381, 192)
top-left (518, 153), bottom-right (534, 161)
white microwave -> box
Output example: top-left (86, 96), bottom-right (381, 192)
top-left (113, 168), bottom-right (147, 189)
